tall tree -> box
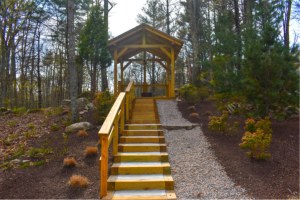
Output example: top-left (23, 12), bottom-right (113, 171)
top-left (67, 0), bottom-right (78, 122)
top-left (78, 4), bottom-right (111, 95)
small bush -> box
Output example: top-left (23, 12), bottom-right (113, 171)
top-left (63, 157), bottom-right (77, 167)
top-left (239, 118), bottom-right (272, 160)
top-left (68, 175), bottom-right (89, 188)
top-left (77, 130), bottom-right (88, 137)
top-left (84, 146), bottom-right (98, 157)
top-left (179, 84), bottom-right (199, 103)
top-left (208, 110), bottom-right (229, 132)
top-left (93, 91), bottom-right (114, 124)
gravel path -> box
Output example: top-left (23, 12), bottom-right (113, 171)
top-left (156, 100), bottom-right (250, 199)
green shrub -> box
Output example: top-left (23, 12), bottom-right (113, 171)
top-left (240, 117), bottom-right (272, 160)
top-left (208, 110), bottom-right (229, 132)
top-left (179, 84), bottom-right (200, 103)
top-left (93, 90), bottom-right (114, 124)
top-left (12, 107), bottom-right (27, 115)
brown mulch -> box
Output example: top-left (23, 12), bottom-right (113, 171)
top-left (178, 100), bottom-right (299, 199)
top-left (0, 112), bottom-right (111, 199)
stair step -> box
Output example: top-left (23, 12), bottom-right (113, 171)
top-left (108, 174), bottom-right (174, 190)
top-left (119, 143), bottom-right (167, 152)
top-left (129, 120), bottom-right (160, 124)
top-left (104, 190), bottom-right (176, 200)
top-left (114, 152), bottom-right (169, 162)
top-left (120, 136), bottom-right (165, 143)
top-left (125, 124), bottom-right (162, 130)
top-left (121, 130), bottom-right (164, 136)
top-left (111, 162), bottom-right (171, 175)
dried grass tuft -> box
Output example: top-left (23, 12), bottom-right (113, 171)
top-left (77, 129), bottom-right (88, 137)
top-left (63, 157), bottom-right (77, 167)
top-left (189, 112), bottom-right (200, 119)
top-left (84, 146), bottom-right (98, 157)
top-left (68, 175), bottom-right (89, 188)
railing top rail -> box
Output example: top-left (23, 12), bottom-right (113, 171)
top-left (98, 92), bottom-right (126, 135)
top-left (125, 80), bottom-right (134, 92)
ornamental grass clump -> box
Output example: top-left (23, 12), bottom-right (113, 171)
top-left (68, 175), bottom-right (89, 188)
top-left (63, 157), bottom-right (77, 167)
top-left (84, 146), bottom-right (98, 157)
top-left (239, 117), bottom-right (272, 160)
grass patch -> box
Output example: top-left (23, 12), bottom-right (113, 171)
top-left (32, 160), bottom-right (46, 166)
top-left (50, 123), bottom-right (60, 131)
top-left (27, 123), bottom-right (35, 130)
top-left (7, 120), bottom-right (17, 127)
top-left (84, 146), bottom-right (98, 157)
top-left (27, 147), bottom-right (53, 158)
top-left (68, 175), bottom-right (89, 188)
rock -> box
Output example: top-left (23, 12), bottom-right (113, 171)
top-left (0, 107), bottom-right (8, 112)
top-left (11, 159), bottom-right (21, 164)
top-left (76, 97), bottom-right (89, 111)
top-left (61, 99), bottom-right (71, 107)
top-left (65, 122), bottom-right (94, 133)
top-left (79, 110), bottom-right (88, 115)
top-left (85, 103), bottom-right (96, 111)
top-left (22, 160), bottom-right (30, 163)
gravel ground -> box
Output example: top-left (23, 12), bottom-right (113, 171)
top-left (156, 100), bottom-right (250, 199)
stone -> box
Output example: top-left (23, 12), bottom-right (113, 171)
top-left (61, 99), bottom-right (71, 107)
top-left (11, 159), bottom-right (21, 164)
top-left (65, 122), bottom-right (94, 133)
top-left (85, 103), bottom-right (96, 111)
top-left (22, 160), bottom-right (30, 163)
top-left (76, 97), bottom-right (89, 111)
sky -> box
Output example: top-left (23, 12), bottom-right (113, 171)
top-left (108, 0), bottom-right (147, 37)
top-left (108, 0), bottom-right (299, 44)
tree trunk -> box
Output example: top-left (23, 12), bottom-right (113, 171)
top-left (101, 65), bottom-right (109, 91)
top-left (233, 0), bottom-right (242, 70)
top-left (37, 31), bottom-right (42, 108)
top-left (67, 0), bottom-right (78, 122)
top-left (283, 0), bottom-right (292, 49)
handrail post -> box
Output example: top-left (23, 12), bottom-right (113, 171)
top-left (121, 99), bottom-right (125, 132)
top-left (112, 121), bottom-right (118, 155)
top-left (99, 134), bottom-right (108, 198)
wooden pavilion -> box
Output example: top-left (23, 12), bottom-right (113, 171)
top-left (108, 23), bottom-right (183, 98)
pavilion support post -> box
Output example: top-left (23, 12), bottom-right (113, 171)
top-left (166, 61), bottom-right (170, 98)
top-left (121, 61), bottom-right (124, 92)
top-left (143, 51), bottom-right (147, 93)
top-left (114, 50), bottom-right (118, 96)
top-left (170, 48), bottom-right (175, 98)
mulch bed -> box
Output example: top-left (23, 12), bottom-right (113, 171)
top-left (0, 113), bottom-right (112, 199)
top-left (178, 100), bottom-right (299, 199)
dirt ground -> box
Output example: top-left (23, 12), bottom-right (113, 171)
top-left (0, 111), bottom-right (112, 199)
top-left (178, 100), bottom-right (299, 199)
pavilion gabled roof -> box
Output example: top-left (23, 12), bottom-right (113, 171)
top-left (108, 23), bottom-right (183, 63)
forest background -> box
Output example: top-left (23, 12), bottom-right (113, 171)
top-left (0, 0), bottom-right (299, 120)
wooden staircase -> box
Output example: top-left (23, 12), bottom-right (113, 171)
top-left (103, 98), bottom-right (176, 200)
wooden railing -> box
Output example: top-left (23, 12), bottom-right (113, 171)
top-left (98, 81), bottom-right (135, 198)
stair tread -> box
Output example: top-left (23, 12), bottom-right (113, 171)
top-left (113, 162), bottom-right (170, 167)
top-left (113, 190), bottom-right (166, 196)
top-left (117, 152), bottom-right (168, 155)
top-left (108, 174), bottom-right (173, 181)
top-left (119, 143), bottom-right (166, 146)
top-left (120, 136), bottom-right (164, 138)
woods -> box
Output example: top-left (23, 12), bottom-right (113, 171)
top-left (0, 0), bottom-right (299, 119)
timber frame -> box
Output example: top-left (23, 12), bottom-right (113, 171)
top-left (108, 23), bottom-right (183, 98)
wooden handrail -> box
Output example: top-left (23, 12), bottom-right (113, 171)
top-left (98, 81), bottom-right (135, 198)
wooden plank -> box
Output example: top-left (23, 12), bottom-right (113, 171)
top-left (100, 135), bottom-right (108, 198)
top-left (99, 92), bottom-right (125, 135)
